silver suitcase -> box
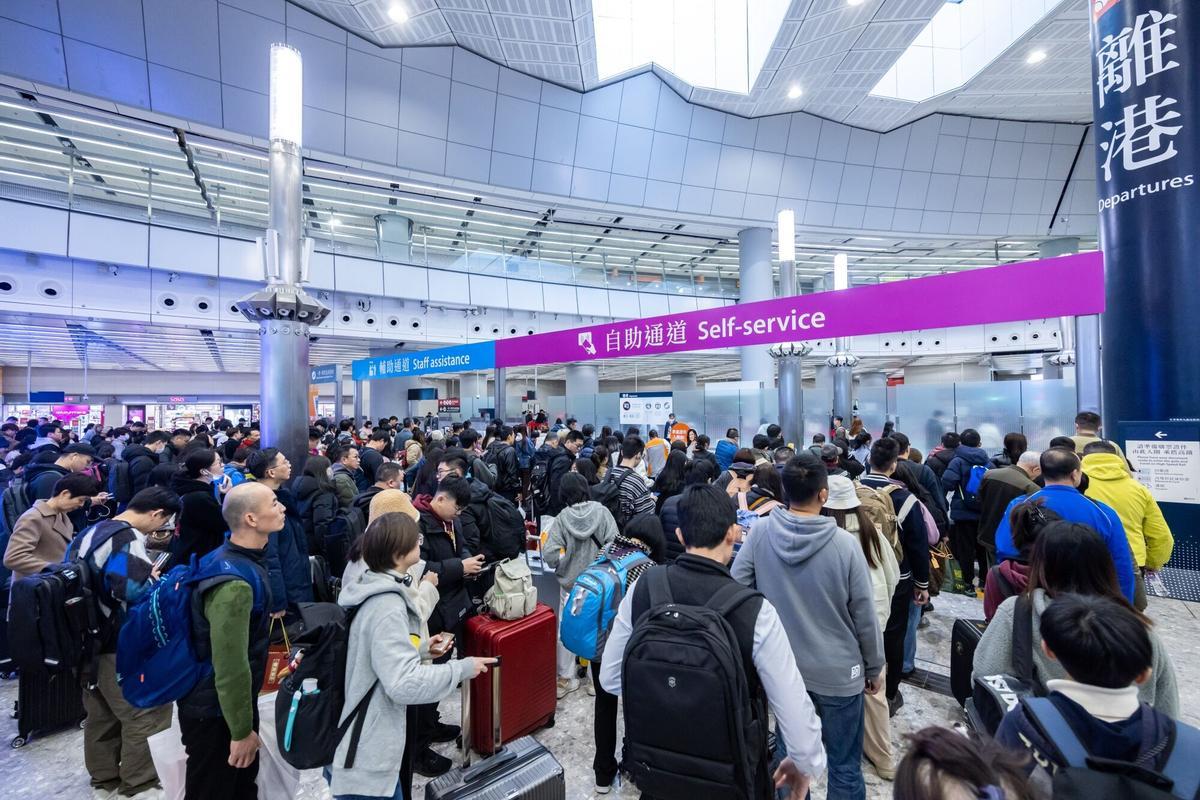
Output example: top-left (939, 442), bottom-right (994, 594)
top-left (424, 656), bottom-right (566, 800)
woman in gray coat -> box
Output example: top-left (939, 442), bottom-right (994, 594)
top-left (328, 513), bottom-right (495, 800)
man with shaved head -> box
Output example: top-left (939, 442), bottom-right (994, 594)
top-left (177, 482), bottom-right (284, 799)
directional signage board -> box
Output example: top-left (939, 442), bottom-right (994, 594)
top-left (309, 364), bottom-right (338, 384)
top-left (1117, 420), bottom-right (1200, 602)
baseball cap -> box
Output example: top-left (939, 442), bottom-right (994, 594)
top-left (820, 443), bottom-right (842, 463)
top-left (63, 442), bottom-right (96, 457)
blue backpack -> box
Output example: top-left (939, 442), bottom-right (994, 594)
top-left (965, 464), bottom-right (989, 495)
top-left (116, 559), bottom-right (212, 709)
top-left (560, 550), bottom-right (650, 661)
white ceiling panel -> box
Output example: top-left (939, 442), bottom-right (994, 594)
top-left (287, 0), bottom-right (1090, 131)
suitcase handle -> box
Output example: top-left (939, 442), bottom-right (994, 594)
top-left (460, 655), bottom-right (504, 767)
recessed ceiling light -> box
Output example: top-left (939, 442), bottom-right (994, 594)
top-left (387, 3), bottom-right (408, 24)
top-left (847, 0), bottom-right (865, 6)
top-left (1027, 49), bottom-right (1047, 64)
top-left (787, 84), bottom-right (802, 99)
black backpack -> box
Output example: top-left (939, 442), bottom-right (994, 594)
top-left (275, 599), bottom-right (382, 770)
top-left (1022, 697), bottom-right (1200, 800)
top-left (325, 506), bottom-right (366, 582)
top-left (483, 491), bottom-right (526, 560)
top-left (621, 568), bottom-right (768, 800)
top-left (107, 458), bottom-right (134, 505)
top-left (529, 459), bottom-right (551, 510)
top-left (1, 477), bottom-right (32, 537)
top-left (592, 468), bottom-right (641, 530)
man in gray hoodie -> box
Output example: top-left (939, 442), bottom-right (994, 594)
top-left (732, 451), bottom-right (883, 800)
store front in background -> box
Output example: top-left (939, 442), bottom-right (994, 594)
top-left (3, 402), bottom-right (105, 434)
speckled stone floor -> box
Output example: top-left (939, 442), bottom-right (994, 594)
top-left (2, 592), bottom-right (1196, 799)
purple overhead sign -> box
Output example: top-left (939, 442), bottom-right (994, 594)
top-left (495, 252), bottom-right (1105, 369)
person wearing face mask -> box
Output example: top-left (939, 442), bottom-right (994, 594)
top-left (4, 472), bottom-right (101, 581)
top-left (74, 487), bottom-right (182, 799)
top-left (169, 448), bottom-right (232, 565)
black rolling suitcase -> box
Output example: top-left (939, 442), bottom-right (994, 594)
top-left (425, 657), bottom-right (564, 800)
top-left (12, 667), bottom-right (86, 748)
top-left (950, 618), bottom-right (986, 706)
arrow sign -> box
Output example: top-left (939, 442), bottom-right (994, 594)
top-left (1155, 431), bottom-right (1168, 439)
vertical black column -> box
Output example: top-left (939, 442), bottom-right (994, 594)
top-left (1090, 1), bottom-right (1200, 428)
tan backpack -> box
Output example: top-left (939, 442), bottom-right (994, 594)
top-left (854, 482), bottom-right (918, 563)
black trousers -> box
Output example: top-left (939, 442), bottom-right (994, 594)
top-left (591, 662), bottom-right (619, 786)
top-left (883, 579), bottom-right (913, 700)
top-left (179, 714), bottom-right (258, 800)
top-left (414, 621), bottom-right (463, 752)
top-left (950, 519), bottom-right (983, 587)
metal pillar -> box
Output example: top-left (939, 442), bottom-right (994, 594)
top-left (494, 367), bottom-right (508, 422)
top-left (773, 254), bottom-right (806, 450)
top-left (670, 372), bottom-right (697, 391)
top-left (828, 353), bottom-right (858, 427)
top-left (738, 227), bottom-right (774, 386)
top-left (353, 380), bottom-right (363, 424)
top-left (1090, 2), bottom-right (1200, 430)
top-left (564, 363), bottom-right (600, 396)
top-left (332, 364), bottom-right (343, 424)
top-left (235, 45), bottom-right (329, 475)
top-left (1040, 238), bottom-right (1100, 413)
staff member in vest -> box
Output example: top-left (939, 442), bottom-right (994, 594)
top-left (177, 482), bottom-right (283, 799)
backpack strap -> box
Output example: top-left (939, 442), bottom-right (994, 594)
top-left (1161, 721), bottom-right (1200, 799)
top-left (1012, 593), bottom-right (1036, 687)
top-left (705, 581), bottom-right (761, 620)
top-left (896, 494), bottom-right (919, 525)
top-left (1022, 697), bottom-right (1089, 768)
top-left (645, 564), bottom-right (674, 611)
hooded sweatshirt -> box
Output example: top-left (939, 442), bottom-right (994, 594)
top-left (329, 569), bottom-right (474, 798)
top-left (543, 500), bottom-right (618, 590)
top-left (731, 508), bottom-right (883, 696)
top-left (1083, 452), bottom-right (1174, 569)
top-left (982, 560), bottom-right (1030, 622)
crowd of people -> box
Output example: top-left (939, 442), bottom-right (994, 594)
top-left (0, 407), bottom-right (1191, 800)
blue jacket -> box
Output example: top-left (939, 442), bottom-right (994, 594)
top-left (941, 445), bottom-right (990, 521)
top-left (265, 485), bottom-right (313, 611)
top-left (515, 436), bottom-right (537, 470)
top-left (994, 484), bottom-right (1136, 601)
top-left (715, 438), bottom-right (738, 472)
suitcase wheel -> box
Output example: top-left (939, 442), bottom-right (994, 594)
top-left (0, 671), bottom-right (16, 681)
top-left (542, 713), bottom-right (555, 729)
top-left (10, 736), bottom-right (25, 749)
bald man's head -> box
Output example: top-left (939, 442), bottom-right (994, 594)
top-left (222, 482), bottom-right (284, 543)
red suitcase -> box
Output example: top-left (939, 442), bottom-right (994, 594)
top-left (464, 603), bottom-right (556, 754)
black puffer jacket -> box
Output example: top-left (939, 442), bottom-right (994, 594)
top-left (169, 474), bottom-right (226, 565)
top-left (415, 497), bottom-right (472, 635)
top-left (293, 474), bottom-right (337, 554)
top-left (484, 441), bottom-right (521, 497)
top-left (121, 444), bottom-right (159, 495)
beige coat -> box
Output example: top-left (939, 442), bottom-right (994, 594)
top-left (4, 500), bottom-right (75, 582)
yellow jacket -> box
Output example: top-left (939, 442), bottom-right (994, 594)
top-left (1082, 453), bottom-right (1174, 568)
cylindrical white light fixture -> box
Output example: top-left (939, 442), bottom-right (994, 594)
top-left (777, 208), bottom-right (795, 262)
top-left (833, 252), bottom-right (849, 290)
top-left (269, 44), bottom-right (303, 145)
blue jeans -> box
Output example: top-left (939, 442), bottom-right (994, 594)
top-left (325, 767), bottom-right (406, 800)
top-left (774, 692), bottom-right (865, 800)
top-left (902, 598), bottom-right (923, 673)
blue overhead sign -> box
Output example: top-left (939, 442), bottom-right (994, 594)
top-left (309, 364), bottom-right (338, 384)
top-left (351, 342), bottom-right (496, 382)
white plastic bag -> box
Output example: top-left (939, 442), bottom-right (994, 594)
top-left (149, 693), bottom-right (301, 800)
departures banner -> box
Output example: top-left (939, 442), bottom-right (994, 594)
top-left (493, 252), bottom-right (1105, 369)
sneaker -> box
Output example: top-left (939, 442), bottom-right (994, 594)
top-left (594, 783), bottom-right (612, 795)
top-left (123, 789), bottom-right (164, 800)
top-left (585, 680), bottom-right (596, 697)
top-left (91, 790), bottom-right (117, 800)
top-left (873, 761), bottom-right (896, 781)
top-left (556, 677), bottom-right (579, 699)
top-left (887, 690), bottom-right (905, 718)
top-left (414, 748), bottom-right (452, 778)
top-left (430, 722), bottom-right (461, 743)
top-left (922, 601), bottom-right (934, 613)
